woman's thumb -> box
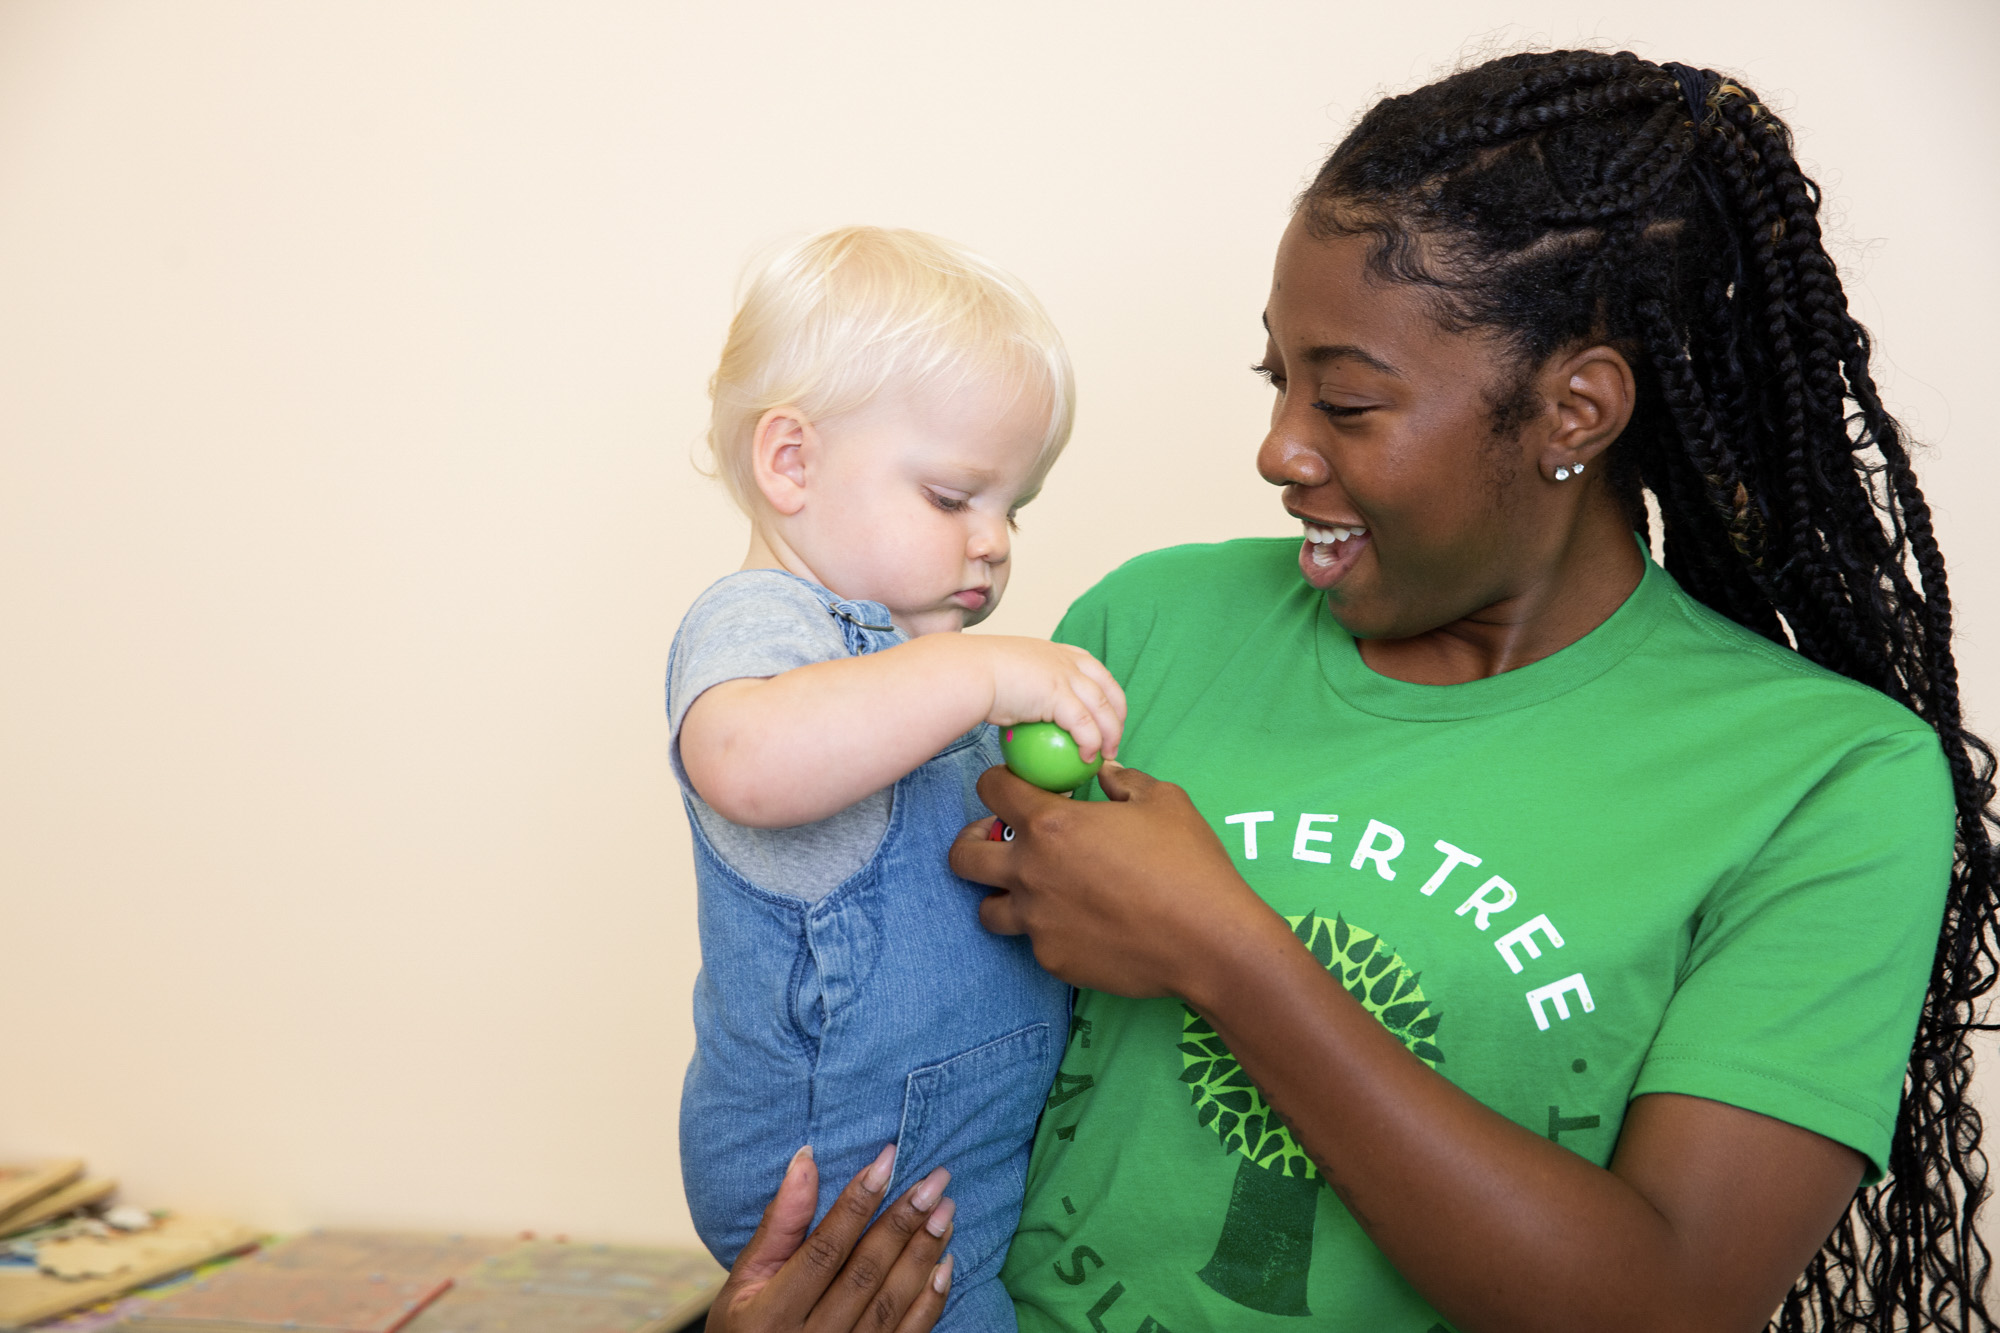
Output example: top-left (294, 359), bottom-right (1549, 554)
top-left (734, 1145), bottom-right (817, 1282)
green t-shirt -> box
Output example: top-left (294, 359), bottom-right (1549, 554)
top-left (1001, 539), bottom-right (1953, 1333)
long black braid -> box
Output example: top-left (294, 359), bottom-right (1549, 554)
top-left (1301, 49), bottom-right (1999, 1330)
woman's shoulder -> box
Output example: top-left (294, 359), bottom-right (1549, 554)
top-left (1053, 539), bottom-right (1314, 682)
top-left (1067, 537), bottom-right (1303, 617)
top-left (1643, 569), bottom-right (1939, 747)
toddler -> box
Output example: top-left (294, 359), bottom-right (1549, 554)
top-left (668, 226), bottom-right (1125, 1331)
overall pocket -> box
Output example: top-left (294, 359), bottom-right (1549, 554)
top-left (892, 1023), bottom-right (1054, 1287)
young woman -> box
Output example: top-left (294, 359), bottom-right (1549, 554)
top-left (705, 50), bottom-right (1997, 1333)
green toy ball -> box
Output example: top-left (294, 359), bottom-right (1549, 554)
top-left (999, 722), bottom-right (1103, 793)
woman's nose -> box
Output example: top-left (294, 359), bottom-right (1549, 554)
top-left (1257, 423), bottom-right (1331, 489)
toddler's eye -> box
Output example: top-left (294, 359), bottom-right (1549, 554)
top-left (925, 488), bottom-right (968, 513)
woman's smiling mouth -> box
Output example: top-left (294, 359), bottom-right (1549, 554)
top-left (1298, 520), bottom-right (1370, 588)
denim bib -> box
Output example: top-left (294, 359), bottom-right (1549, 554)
top-left (675, 578), bottom-right (1069, 1331)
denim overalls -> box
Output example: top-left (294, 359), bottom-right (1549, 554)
top-left (674, 579), bottom-right (1070, 1332)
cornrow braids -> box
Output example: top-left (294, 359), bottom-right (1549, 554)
top-left (1300, 49), bottom-right (1999, 1331)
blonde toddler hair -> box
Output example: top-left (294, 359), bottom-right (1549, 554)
top-left (706, 226), bottom-right (1075, 513)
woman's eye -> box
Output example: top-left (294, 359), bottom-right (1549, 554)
top-left (1313, 401), bottom-right (1369, 419)
top-left (1250, 363), bottom-right (1286, 389)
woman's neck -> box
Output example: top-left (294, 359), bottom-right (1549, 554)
top-left (1357, 505), bottom-right (1647, 685)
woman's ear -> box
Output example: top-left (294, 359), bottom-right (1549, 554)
top-left (1538, 345), bottom-right (1636, 481)
top-left (750, 406), bottom-right (815, 516)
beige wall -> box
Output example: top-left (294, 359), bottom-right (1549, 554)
top-left (4, 1), bottom-right (1996, 1246)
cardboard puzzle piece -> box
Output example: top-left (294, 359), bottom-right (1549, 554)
top-left (0, 1179), bottom-right (117, 1240)
top-left (0, 1161), bottom-right (85, 1229)
top-left (0, 1214), bottom-right (258, 1329)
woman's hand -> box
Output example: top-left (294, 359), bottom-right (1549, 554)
top-left (949, 761), bottom-right (1268, 1000)
top-left (705, 1143), bottom-right (955, 1333)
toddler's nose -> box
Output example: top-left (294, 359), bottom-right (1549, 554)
top-left (969, 513), bottom-right (1011, 565)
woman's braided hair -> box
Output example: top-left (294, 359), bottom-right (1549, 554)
top-left (1302, 49), bottom-right (1998, 1330)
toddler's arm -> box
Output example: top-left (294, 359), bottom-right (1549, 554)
top-left (681, 634), bottom-right (1124, 829)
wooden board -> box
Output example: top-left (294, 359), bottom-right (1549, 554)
top-left (129, 1271), bottom-right (451, 1332)
top-left (0, 1161), bottom-right (85, 1228)
top-left (124, 1232), bottom-right (512, 1333)
top-left (0, 1179), bottom-right (117, 1240)
top-left (0, 1214), bottom-right (259, 1330)
top-left (398, 1241), bottom-right (723, 1333)
top-left (71, 1233), bottom-right (720, 1333)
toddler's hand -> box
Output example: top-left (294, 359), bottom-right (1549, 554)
top-left (973, 638), bottom-right (1126, 763)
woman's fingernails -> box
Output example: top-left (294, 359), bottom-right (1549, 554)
top-left (925, 1196), bottom-right (956, 1238)
top-left (861, 1143), bottom-right (896, 1194)
top-left (910, 1167), bottom-right (949, 1212)
top-left (788, 1144), bottom-right (813, 1174)
top-left (932, 1254), bottom-right (954, 1294)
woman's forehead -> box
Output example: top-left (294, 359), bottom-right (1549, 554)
top-left (1265, 223), bottom-right (1449, 372)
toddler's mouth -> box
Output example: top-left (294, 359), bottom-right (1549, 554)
top-left (952, 588), bottom-right (990, 610)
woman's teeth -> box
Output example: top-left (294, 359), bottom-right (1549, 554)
top-left (1304, 523), bottom-right (1366, 567)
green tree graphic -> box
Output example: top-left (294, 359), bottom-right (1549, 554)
top-left (1180, 911), bottom-right (1443, 1316)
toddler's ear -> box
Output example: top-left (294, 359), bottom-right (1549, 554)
top-left (751, 406), bottom-right (814, 515)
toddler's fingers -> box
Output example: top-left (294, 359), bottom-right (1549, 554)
top-left (1085, 686), bottom-right (1124, 760)
top-left (1049, 698), bottom-right (1105, 764)
top-left (1058, 655), bottom-right (1125, 758)
top-left (1056, 680), bottom-right (1122, 763)
top-left (1066, 648), bottom-right (1129, 721)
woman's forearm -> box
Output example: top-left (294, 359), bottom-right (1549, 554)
top-left (1180, 907), bottom-right (1860, 1333)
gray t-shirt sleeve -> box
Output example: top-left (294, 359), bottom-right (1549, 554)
top-left (667, 570), bottom-right (896, 902)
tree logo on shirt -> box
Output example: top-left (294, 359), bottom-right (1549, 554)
top-left (1179, 911), bottom-right (1443, 1316)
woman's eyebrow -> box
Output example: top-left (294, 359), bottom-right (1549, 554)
top-left (1261, 313), bottom-right (1402, 378)
top-left (1301, 343), bottom-right (1401, 377)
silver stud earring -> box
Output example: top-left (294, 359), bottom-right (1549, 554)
top-left (1574, 461), bottom-right (1586, 475)
top-left (1554, 466), bottom-right (1571, 481)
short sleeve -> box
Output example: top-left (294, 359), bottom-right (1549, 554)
top-left (667, 571), bottom-right (851, 789)
top-left (665, 571), bottom-right (902, 901)
top-left (1051, 585), bottom-right (1111, 659)
top-left (1633, 724), bottom-right (1954, 1181)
